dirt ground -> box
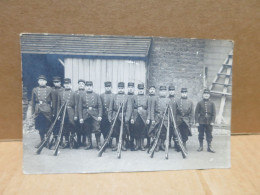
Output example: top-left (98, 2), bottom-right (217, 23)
top-left (23, 129), bottom-right (230, 174)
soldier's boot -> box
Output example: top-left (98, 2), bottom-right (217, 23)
top-left (129, 137), bottom-right (135, 151)
top-left (50, 136), bottom-right (58, 150)
top-left (35, 134), bottom-right (44, 148)
top-left (112, 138), bottom-right (119, 151)
top-left (183, 142), bottom-right (187, 151)
top-left (96, 135), bottom-right (102, 150)
top-left (84, 135), bottom-right (93, 150)
top-left (197, 141), bottom-right (203, 152)
top-left (207, 142), bottom-right (215, 153)
top-left (61, 136), bottom-right (69, 149)
top-left (160, 139), bottom-right (166, 151)
top-left (145, 138), bottom-right (150, 149)
top-left (69, 133), bottom-right (75, 149)
top-left (77, 133), bottom-right (81, 147)
top-left (155, 139), bottom-right (161, 152)
top-left (134, 139), bottom-right (140, 151)
top-left (140, 138), bottom-right (145, 151)
top-left (108, 138), bottom-right (113, 148)
top-left (121, 140), bottom-right (127, 151)
top-left (82, 135), bottom-right (87, 147)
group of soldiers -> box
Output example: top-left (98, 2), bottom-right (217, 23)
top-left (31, 74), bottom-right (216, 154)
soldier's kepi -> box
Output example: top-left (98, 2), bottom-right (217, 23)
top-left (100, 81), bottom-right (113, 147)
top-left (175, 88), bottom-right (194, 151)
top-left (108, 82), bottom-right (132, 151)
top-left (31, 75), bottom-right (53, 148)
top-left (195, 88), bottom-right (216, 153)
top-left (78, 81), bottom-right (103, 150)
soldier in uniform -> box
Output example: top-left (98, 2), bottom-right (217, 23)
top-left (195, 88), bottom-right (216, 153)
top-left (100, 81), bottom-right (114, 147)
top-left (175, 88), bottom-right (193, 150)
top-left (78, 81), bottom-right (103, 150)
top-left (74, 79), bottom-right (87, 147)
top-left (108, 82), bottom-right (132, 151)
top-left (57, 78), bottom-right (78, 149)
top-left (31, 75), bottom-right (53, 148)
top-left (131, 84), bottom-right (150, 151)
top-left (127, 82), bottom-right (136, 150)
top-left (149, 86), bottom-right (170, 152)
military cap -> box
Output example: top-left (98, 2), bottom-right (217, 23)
top-left (64, 78), bottom-right (71, 84)
top-left (181, 88), bottom-right (188, 92)
top-left (118, 82), bottom-right (125, 88)
top-left (85, 81), bottom-right (93, 86)
top-left (159, 86), bottom-right (167, 90)
top-left (78, 79), bottom-right (85, 84)
top-left (149, 85), bottom-right (156, 89)
top-left (105, 81), bottom-right (112, 87)
top-left (137, 83), bottom-right (145, 89)
top-left (203, 88), bottom-right (210, 94)
top-left (128, 82), bottom-right (135, 87)
top-left (53, 76), bottom-right (61, 82)
top-left (168, 85), bottom-right (175, 90)
top-left (38, 75), bottom-right (47, 81)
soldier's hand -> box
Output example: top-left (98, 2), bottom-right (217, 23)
top-left (80, 119), bottom-right (84, 124)
top-left (152, 120), bottom-right (155, 125)
top-left (146, 120), bottom-right (150, 125)
top-left (210, 122), bottom-right (214, 126)
top-left (74, 117), bottom-right (78, 121)
top-left (130, 119), bottom-right (134, 124)
top-left (97, 117), bottom-right (102, 121)
top-left (58, 116), bottom-right (61, 120)
top-left (195, 123), bottom-right (199, 127)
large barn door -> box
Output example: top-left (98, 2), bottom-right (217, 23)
top-left (64, 58), bottom-right (146, 94)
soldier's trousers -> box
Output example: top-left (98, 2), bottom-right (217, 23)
top-left (178, 122), bottom-right (190, 142)
top-left (112, 119), bottom-right (127, 139)
top-left (198, 124), bottom-right (213, 142)
top-left (35, 113), bottom-right (51, 137)
top-left (101, 115), bottom-right (110, 139)
top-left (83, 117), bottom-right (101, 136)
top-left (133, 115), bottom-right (146, 139)
top-left (62, 117), bottom-right (76, 137)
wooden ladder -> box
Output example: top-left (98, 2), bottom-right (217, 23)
top-left (209, 50), bottom-right (233, 124)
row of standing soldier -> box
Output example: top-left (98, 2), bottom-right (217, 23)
top-left (31, 75), bottom-right (216, 154)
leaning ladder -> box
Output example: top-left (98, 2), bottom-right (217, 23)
top-left (209, 50), bottom-right (233, 124)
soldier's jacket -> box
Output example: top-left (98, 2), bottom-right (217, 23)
top-left (175, 98), bottom-right (194, 134)
top-left (127, 93), bottom-right (135, 119)
top-left (168, 96), bottom-right (177, 122)
top-left (75, 89), bottom-right (86, 119)
top-left (100, 92), bottom-right (114, 117)
top-left (195, 99), bottom-right (216, 124)
top-left (57, 89), bottom-right (77, 125)
top-left (132, 94), bottom-right (149, 123)
top-left (31, 86), bottom-right (53, 121)
top-left (108, 93), bottom-right (132, 122)
top-left (151, 96), bottom-right (170, 128)
top-left (147, 95), bottom-right (156, 121)
top-left (51, 86), bottom-right (64, 117)
top-left (78, 92), bottom-right (102, 121)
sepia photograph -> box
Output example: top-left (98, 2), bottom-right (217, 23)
top-left (21, 33), bottom-right (233, 174)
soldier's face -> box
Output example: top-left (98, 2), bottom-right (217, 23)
top-left (128, 86), bottom-right (134, 94)
top-left (159, 90), bottom-right (167, 97)
top-left (105, 87), bottom-right (112, 92)
top-left (169, 90), bottom-right (175, 96)
top-left (181, 92), bottom-right (188, 98)
top-left (78, 82), bottom-right (85, 90)
top-left (64, 83), bottom-right (71, 89)
top-left (38, 79), bottom-right (47, 86)
top-left (53, 81), bottom-right (61, 87)
top-left (203, 93), bottom-right (210, 99)
top-left (118, 87), bottom-right (125, 93)
top-left (138, 89), bottom-right (144, 95)
top-left (149, 88), bottom-right (155, 95)
top-left (86, 85), bottom-right (93, 92)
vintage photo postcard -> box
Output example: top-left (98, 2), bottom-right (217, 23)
top-left (21, 33), bottom-right (233, 174)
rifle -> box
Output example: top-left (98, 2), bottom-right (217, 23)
top-left (53, 101), bottom-right (68, 156)
top-left (149, 105), bottom-right (169, 158)
top-left (97, 103), bottom-right (123, 157)
top-left (165, 107), bottom-right (170, 159)
top-left (117, 102), bottom-right (125, 159)
top-left (36, 102), bottom-right (66, 155)
top-left (169, 105), bottom-right (188, 159)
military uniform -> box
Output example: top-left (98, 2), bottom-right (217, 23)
top-left (195, 88), bottom-right (216, 153)
top-left (57, 78), bottom-right (77, 148)
top-left (31, 75), bottom-right (53, 146)
top-left (176, 88), bottom-right (193, 148)
top-left (132, 84), bottom-right (149, 150)
top-left (100, 82), bottom-right (114, 141)
top-left (78, 81), bottom-right (102, 149)
top-left (74, 79), bottom-right (87, 147)
top-left (127, 83), bottom-right (136, 150)
top-left (108, 82), bottom-right (132, 151)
